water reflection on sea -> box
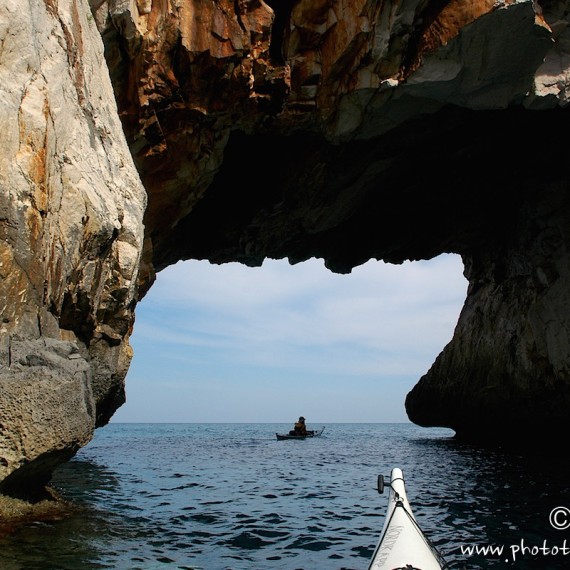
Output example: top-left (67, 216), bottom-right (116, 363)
top-left (1, 423), bottom-right (569, 569)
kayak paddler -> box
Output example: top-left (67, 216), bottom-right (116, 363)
top-left (293, 416), bottom-right (314, 436)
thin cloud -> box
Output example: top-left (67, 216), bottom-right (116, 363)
top-left (118, 254), bottom-right (467, 422)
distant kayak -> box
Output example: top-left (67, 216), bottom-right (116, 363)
top-left (275, 426), bottom-right (325, 440)
top-left (368, 467), bottom-right (450, 570)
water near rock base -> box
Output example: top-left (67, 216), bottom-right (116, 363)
top-left (1, 423), bottom-right (569, 569)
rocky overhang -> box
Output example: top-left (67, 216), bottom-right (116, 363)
top-left (1, 0), bottom-right (569, 500)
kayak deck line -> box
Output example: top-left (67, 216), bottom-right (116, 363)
top-left (368, 467), bottom-right (451, 570)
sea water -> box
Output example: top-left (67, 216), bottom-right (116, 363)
top-left (1, 423), bottom-right (569, 569)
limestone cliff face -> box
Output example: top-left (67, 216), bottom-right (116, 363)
top-left (0, 0), bottom-right (146, 498)
top-left (1, 0), bottom-right (570, 499)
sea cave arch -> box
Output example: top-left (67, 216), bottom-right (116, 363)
top-left (4, 0), bottom-right (570, 502)
top-left (133, 110), bottom-right (570, 449)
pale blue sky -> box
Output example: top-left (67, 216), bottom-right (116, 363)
top-left (112, 254), bottom-right (467, 425)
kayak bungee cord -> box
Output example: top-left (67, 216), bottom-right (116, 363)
top-left (368, 468), bottom-right (451, 570)
top-left (388, 492), bottom-right (451, 569)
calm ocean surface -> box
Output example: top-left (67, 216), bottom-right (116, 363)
top-left (1, 423), bottom-right (569, 569)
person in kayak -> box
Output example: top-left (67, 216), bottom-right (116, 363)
top-left (291, 416), bottom-right (314, 436)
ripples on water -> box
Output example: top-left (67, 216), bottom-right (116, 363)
top-left (1, 423), bottom-right (569, 569)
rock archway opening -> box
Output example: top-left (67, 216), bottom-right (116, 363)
top-left (113, 255), bottom-right (467, 425)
